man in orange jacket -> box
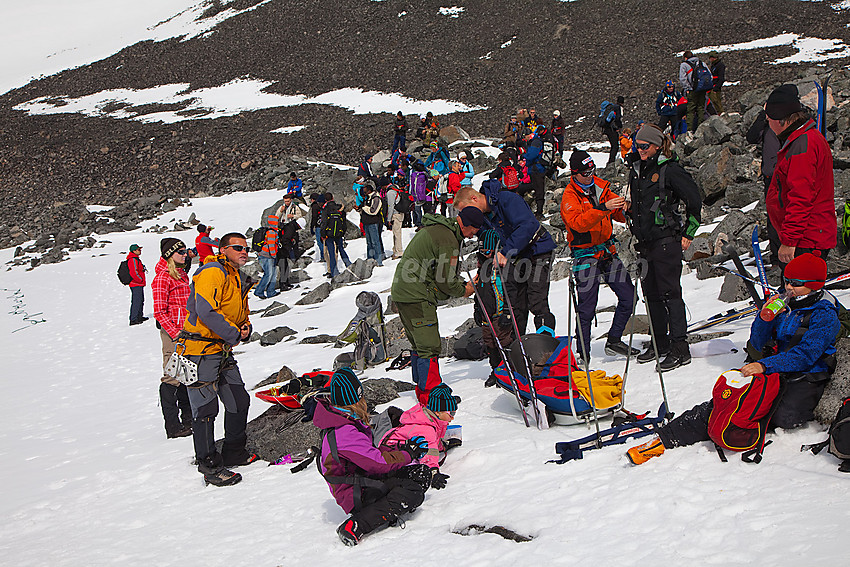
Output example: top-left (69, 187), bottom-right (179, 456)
top-left (560, 150), bottom-right (638, 363)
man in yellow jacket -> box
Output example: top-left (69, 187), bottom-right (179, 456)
top-left (178, 232), bottom-right (257, 486)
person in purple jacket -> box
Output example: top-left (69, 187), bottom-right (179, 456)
top-left (313, 368), bottom-right (430, 546)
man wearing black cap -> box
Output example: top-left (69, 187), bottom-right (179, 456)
top-left (764, 84), bottom-right (835, 271)
top-left (391, 208), bottom-right (479, 404)
top-left (601, 97), bottom-right (624, 167)
top-left (561, 150), bottom-right (638, 362)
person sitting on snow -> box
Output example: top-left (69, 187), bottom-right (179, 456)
top-left (312, 368), bottom-right (431, 546)
top-left (626, 252), bottom-right (840, 465)
top-left (380, 383), bottom-right (459, 489)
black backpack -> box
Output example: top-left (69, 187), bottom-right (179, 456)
top-left (324, 207), bottom-right (346, 239)
top-left (251, 227), bottom-right (268, 254)
top-left (804, 396), bottom-right (850, 472)
top-left (394, 189), bottom-right (413, 214)
top-left (117, 260), bottom-right (132, 285)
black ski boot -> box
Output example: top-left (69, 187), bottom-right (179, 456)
top-left (659, 341), bottom-right (691, 371)
top-left (637, 345), bottom-right (669, 364)
top-left (197, 454), bottom-right (242, 487)
top-left (604, 340), bottom-right (640, 357)
top-left (337, 517), bottom-right (364, 547)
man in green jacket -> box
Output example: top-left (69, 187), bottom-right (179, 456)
top-left (392, 207), bottom-right (482, 403)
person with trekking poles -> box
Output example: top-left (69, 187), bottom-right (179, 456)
top-left (560, 150), bottom-right (639, 364)
top-left (625, 124), bottom-right (702, 371)
top-left (627, 252), bottom-right (840, 465)
top-left (454, 180), bottom-right (557, 337)
top-left (391, 207), bottom-right (481, 404)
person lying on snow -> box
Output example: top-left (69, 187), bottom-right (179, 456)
top-left (380, 383), bottom-right (459, 489)
top-left (627, 252), bottom-right (840, 465)
top-left (312, 368), bottom-right (433, 547)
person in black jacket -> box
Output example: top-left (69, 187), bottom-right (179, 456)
top-left (708, 51), bottom-right (726, 114)
top-left (746, 104), bottom-right (782, 265)
top-left (309, 193), bottom-right (326, 263)
top-left (360, 185), bottom-right (386, 267)
top-left (626, 124), bottom-right (702, 370)
top-left (392, 111), bottom-right (408, 154)
top-left (551, 110), bottom-right (566, 157)
top-left (276, 218), bottom-right (305, 291)
top-left (601, 96), bottom-right (624, 167)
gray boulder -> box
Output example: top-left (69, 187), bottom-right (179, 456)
top-left (296, 282), bottom-right (331, 305)
top-left (260, 302), bottom-right (291, 318)
top-left (717, 273), bottom-right (750, 303)
top-left (815, 337), bottom-right (850, 424)
top-left (260, 326), bottom-right (297, 346)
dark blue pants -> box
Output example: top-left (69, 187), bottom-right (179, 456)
top-left (129, 286), bottom-right (144, 323)
top-left (364, 223), bottom-right (384, 266)
top-left (325, 237), bottom-right (352, 277)
top-left (392, 134), bottom-right (406, 154)
top-left (573, 256), bottom-right (635, 357)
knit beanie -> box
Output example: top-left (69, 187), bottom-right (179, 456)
top-left (479, 229), bottom-right (501, 256)
top-left (330, 368), bottom-right (363, 407)
top-left (427, 383), bottom-right (459, 413)
top-left (569, 150), bottom-right (595, 174)
top-left (765, 84), bottom-right (802, 120)
top-left (784, 251), bottom-right (827, 290)
top-left (160, 238), bottom-right (184, 259)
top-left (636, 124), bottom-right (664, 147)
top-left (458, 206), bottom-right (485, 229)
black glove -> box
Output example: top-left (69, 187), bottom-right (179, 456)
top-left (400, 436), bottom-right (428, 460)
top-left (444, 438), bottom-right (463, 450)
top-left (394, 463), bottom-right (433, 492)
top-left (431, 472), bottom-right (449, 490)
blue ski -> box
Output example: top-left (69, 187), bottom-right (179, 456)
top-left (752, 226), bottom-right (770, 299)
top-left (551, 403), bottom-right (668, 463)
top-left (815, 75), bottom-right (831, 136)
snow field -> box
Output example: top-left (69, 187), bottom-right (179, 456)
top-left (2, 186), bottom-right (849, 566)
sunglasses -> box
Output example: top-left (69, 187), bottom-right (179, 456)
top-left (224, 245), bottom-right (247, 252)
top-left (174, 249), bottom-right (188, 255)
top-left (786, 278), bottom-right (820, 287)
top-left (576, 167), bottom-right (595, 177)
top-left (636, 143), bottom-right (653, 150)
top-left (447, 410), bottom-right (456, 417)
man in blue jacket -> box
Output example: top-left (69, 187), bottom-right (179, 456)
top-left (523, 126), bottom-right (549, 218)
top-left (455, 181), bottom-right (557, 336)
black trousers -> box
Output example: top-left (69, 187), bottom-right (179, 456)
top-left (603, 127), bottom-right (618, 166)
top-left (355, 477), bottom-right (426, 533)
top-left (530, 169), bottom-right (545, 215)
top-left (639, 237), bottom-right (687, 348)
top-left (503, 252), bottom-right (555, 335)
top-left (658, 401), bottom-right (712, 448)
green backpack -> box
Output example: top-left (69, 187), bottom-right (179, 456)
top-left (841, 200), bottom-right (850, 249)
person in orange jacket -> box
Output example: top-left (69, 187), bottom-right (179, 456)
top-left (619, 128), bottom-right (633, 160)
top-left (560, 150), bottom-right (638, 363)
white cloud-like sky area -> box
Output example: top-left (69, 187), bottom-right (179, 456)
top-left (13, 79), bottom-right (487, 124)
top-left (690, 32), bottom-right (850, 64)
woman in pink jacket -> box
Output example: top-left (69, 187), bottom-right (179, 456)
top-left (382, 383), bottom-right (458, 485)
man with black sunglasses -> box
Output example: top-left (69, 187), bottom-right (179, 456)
top-left (178, 232), bottom-right (258, 486)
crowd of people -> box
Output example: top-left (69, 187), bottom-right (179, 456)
top-left (122, 60), bottom-right (839, 545)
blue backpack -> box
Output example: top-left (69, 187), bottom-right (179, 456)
top-left (595, 101), bottom-right (615, 128)
top-left (690, 60), bottom-right (714, 92)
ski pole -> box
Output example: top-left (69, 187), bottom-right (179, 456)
top-left (564, 258), bottom-right (580, 423)
top-left (465, 267), bottom-right (530, 427)
top-left (567, 263), bottom-right (603, 444)
top-left (618, 263), bottom-right (641, 413)
top-left (496, 261), bottom-right (544, 429)
top-left (635, 274), bottom-right (672, 422)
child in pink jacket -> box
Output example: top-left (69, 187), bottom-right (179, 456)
top-left (382, 383), bottom-right (458, 487)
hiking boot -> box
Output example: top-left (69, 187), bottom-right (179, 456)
top-left (337, 518), bottom-right (364, 547)
top-left (637, 345), bottom-right (668, 364)
top-left (659, 343), bottom-right (691, 371)
top-left (197, 456), bottom-right (242, 486)
top-left (484, 372), bottom-right (498, 388)
top-left (604, 340), bottom-right (640, 358)
top-left (626, 437), bottom-right (666, 465)
top-left (222, 450), bottom-right (260, 467)
top-left (166, 424), bottom-right (193, 439)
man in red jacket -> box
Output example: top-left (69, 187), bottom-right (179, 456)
top-left (127, 244), bottom-right (148, 325)
top-left (764, 84), bottom-right (836, 274)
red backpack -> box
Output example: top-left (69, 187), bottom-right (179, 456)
top-left (502, 165), bottom-right (520, 191)
top-left (707, 370), bottom-right (782, 462)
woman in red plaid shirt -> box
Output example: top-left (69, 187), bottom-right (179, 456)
top-left (152, 238), bottom-right (195, 439)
